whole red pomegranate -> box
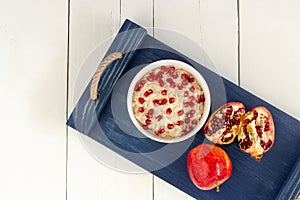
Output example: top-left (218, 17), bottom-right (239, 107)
top-left (203, 102), bottom-right (246, 144)
top-left (238, 106), bottom-right (275, 161)
top-left (187, 144), bottom-right (232, 192)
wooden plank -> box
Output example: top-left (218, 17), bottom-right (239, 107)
top-left (153, 0), bottom-right (238, 199)
top-left (0, 0), bottom-right (67, 200)
top-left (154, 0), bottom-right (238, 83)
top-left (240, 0), bottom-right (300, 120)
top-left (68, 1), bottom-right (152, 199)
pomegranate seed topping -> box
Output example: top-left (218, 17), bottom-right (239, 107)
top-left (159, 127), bottom-right (165, 133)
top-left (142, 125), bottom-right (148, 130)
top-left (166, 78), bottom-right (173, 83)
top-left (170, 82), bottom-right (176, 88)
top-left (189, 102), bottom-right (195, 108)
top-left (169, 97), bottom-right (176, 104)
top-left (157, 71), bottom-right (163, 79)
top-left (189, 96), bottom-right (195, 102)
top-left (185, 118), bottom-right (190, 123)
top-left (172, 72), bottom-right (178, 79)
top-left (192, 119), bottom-right (198, 124)
top-left (167, 124), bottom-right (174, 129)
top-left (181, 73), bottom-right (190, 79)
top-left (188, 77), bottom-right (195, 82)
top-left (190, 110), bottom-right (195, 114)
top-left (154, 130), bottom-right (160, 136)
top-left (200, 94), bottom-right (205, 102)
top-left (145, 119), bottom-right (151, 125)
top-left (145, 113), bottom-right (151, 118)
top-left (138, 97), bottom-right (145, 104)
top-left (158, 99), bottom-right (163, 105)
top-left (159, 80), bottom-right (164, 87)
top-left (161, 89), bottom-right (167, 95)
top-left (162, 98), bottom-right (168, 105)
top-left (148, 109), bottom-right (154, 114)
top-left (134, 84), bottom-right (142, 91)
top-left (153, 99), bottom-right (159, 106)
top-left (177, 83), bottom-right (183, 90)
top-left (166, 108), bottom-right (172, 115)
top-left (141, 80), bottom-right (146, 85)
top-left (182, 79), bottom-right (189, 85)
top-left (144, 89), bottom-right (153, 97)
top-left (169, 66), bottom-right (175, 73)
top-left (155, 115), bottom-right (163, 122)
top-left (189, 86), bottom-right (195, 92)
top-left (138, 107), bottom-right (144, 113)
top-left (184, 91), bottom-right (189, 97)
top-left (184, 102), bottom-right (189, 107)
top-left (181, 130), bottom-right (187, 135)
top-left (177, 110), bottom-right (184, 116)
top-left (160, 66), bottom-right (167, 72)
top-left (264, 122), bottom-right (271, 131)
top-left (253, 111), bottom-right (258, 119)
top-left (176, 120), bottom-right (183, 125)
top-left (147, 76), bottom-right (154, 82)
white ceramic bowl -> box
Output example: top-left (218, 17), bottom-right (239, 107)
top-left (127, 60), bottom-right (211, 143)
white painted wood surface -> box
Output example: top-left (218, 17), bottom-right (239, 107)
top-left (1, 0), bottom-right (300, 200)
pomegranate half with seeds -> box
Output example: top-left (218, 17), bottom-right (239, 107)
top-left (238, 106), bottom-right (275, 161)
top-left (203, 102), bottom-right (246, 144)
top-left (127, 60), bottom-right (211, 143)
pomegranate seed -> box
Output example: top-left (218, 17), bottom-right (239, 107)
top-left (138, 97), bottom-right (145, 104)
top-left (181, 73), bottom-right (190, 79)
top-left (177, 83), bottom-right (183, 90)
top-left (182, 79), bottom-right (189, 85)
top-left (184, 102), bottom-right (189, 107)
top-left (169, 97), bottom-right (176, 104)
top-left (190, 110), bottom-right (195, 114)
top-left (142, 125), bottom-right (148, 130)
top-left (181, 130), bottom-right (187, 135)
top-left (200, 95), bottom-right (205, 102)
top-left (160, 66), bottom-right (167, 73)
top-left (161, 89), bottom-right (167, 95)
top-left (185, 118), bottom-right (190, 123)
top-left (145, 119), bottom-right (151, 125)
top-left (147, 76), bottom-right (154, 82)
top-left (253, 111), bottom-right (258, 119)
top-left (177, 110), bottom-right (184, 116)
top-left (145, 113), bottom-right (151, 118)
top-left (189, 96), bottom-right (195, 102)
top-left (176, 120), bottom-right (183, 125)
top-left (158, 99), bottom-right (163, 105)
top-left (189, 86), bottom-right (195, 92)
top-left (155, 115), bottom-right (163, 121)
top-left (144, 89), bottom-right (153, 97)
top-left (134, 83), bottom-right (142, 91)
top-left (159, 80), bottom-right (164, 87)
top-left (170, 82), bottom-right (176, 88)
top-left (172, 72), bottom-right (178, 78)
top-left (148, 109), bottom-right (154, 114)
top-left (184, 91), bottom-right (189, 97)
top-left (138, 107), bottom-right (144, 113)
top-left (166, 108), bottom-right (172, 115)
top-left (192, 119), bottom-right (198, 124)
top-left (157, 71), bottom-right (163, 78)
top-left (154, 130), bottom-right (160, 136)
top-left (169, 66), bottom-right (175, 73)
top-left (166, 78), bottom-right (173, 83)
top-left (245, 118), bottom-right (251, 124)
top-left (162, 98), bottom-right (168, 105)
top-left (188, 77), bottom-right (195, 82)
top-left (189, 102), bottom-right (195, 108)
top-left (167, 124), bottom-right (174, 129)
top-left (153, 99), bottom-right (159, 106)
top-left (159, 127), bottom-right (165, 133)
top-left (141, 80), bottom-right (146, 85)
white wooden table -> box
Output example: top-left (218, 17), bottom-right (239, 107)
top-left (1, 0), bottom-right (299, 199)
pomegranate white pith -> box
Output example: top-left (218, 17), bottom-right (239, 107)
top-left (132, 66), bottom-right (205, 138)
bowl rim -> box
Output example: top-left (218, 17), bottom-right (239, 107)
top-left (127, 59), bottom-right (211, 143)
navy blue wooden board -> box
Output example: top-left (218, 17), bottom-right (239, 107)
top-left (67, 19), bottom-right (300, 200)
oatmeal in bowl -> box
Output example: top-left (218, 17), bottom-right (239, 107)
top-left (127, 60), bottom-right (211, 143)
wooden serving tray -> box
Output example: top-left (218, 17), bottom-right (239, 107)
top-left (67, 19), bottom-right (300, 200)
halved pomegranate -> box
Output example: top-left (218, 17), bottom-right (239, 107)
top-left (187, 144), bottom-right (232, 192)
top-left (238, 106), bottom-right (275, 161)
top-left (203, 102), bottom-right (246, 144)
